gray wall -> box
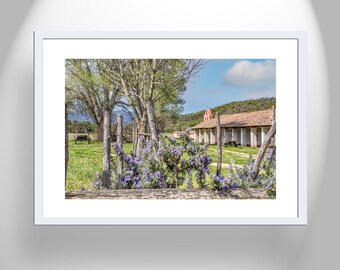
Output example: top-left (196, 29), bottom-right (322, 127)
top-left (0, 1), bottom-right (339, 269)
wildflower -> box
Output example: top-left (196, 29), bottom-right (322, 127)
top-left (154, 171), bottom-right (162, 179)
top-left (93, 180), bottom-right (101, 189)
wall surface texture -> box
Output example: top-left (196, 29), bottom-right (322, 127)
top-left (0, 0), bottom-right (339, 269)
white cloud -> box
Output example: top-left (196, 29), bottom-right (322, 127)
top-left (223, 60), bottom-right (276, 86)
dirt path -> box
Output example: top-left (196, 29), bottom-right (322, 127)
top-left (210, 162), bottom-right (242, 168)
top-left (222, 149), bottom-right (257, 158)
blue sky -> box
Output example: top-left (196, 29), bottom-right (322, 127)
top-left (182, 59), bottom-right (276, 114)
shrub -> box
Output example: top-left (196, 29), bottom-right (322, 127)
top-left (110, 131), bottom-right (212, 189)
top-left (211, 150), bottom-right (276, 197)
top-left (95, 133), bottom-right (276, 195)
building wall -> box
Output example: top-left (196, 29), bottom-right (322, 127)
top-left (194, 126), bottom-right (274, 147)
top-left (236, 129), bottom-right (241, 145)
top-left (246, 127), bottom-right (251, 146)
top-left (256, 127), bottom-right (261, 147)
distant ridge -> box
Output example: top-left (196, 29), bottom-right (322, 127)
top-left (179, 97), bottom-right (276, 128)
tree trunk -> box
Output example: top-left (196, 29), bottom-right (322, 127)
top-left (252, 119), bottom-right (276, 181)
top-left (65, 103), bottom-right (69, 186)
top-left (136, 113), bottom-right (148, 153)
top-left (132, 121), bottom-right (138, 156)
top-left (102, 107), bottom-right (112, 189)
top-left (216, 112), bottom-right (222, 175)
top-left (146, 100), bottom-right (158, 141)
top-left (96, 121), bottom-right (104, 141)
top-left (116, 114), bottom-right (123, 189)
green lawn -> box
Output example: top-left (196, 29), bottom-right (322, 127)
top-left (66, 140), bottom-right (260, 191)
top-left (206, 145), bottom-right (258, 165)
top-left (206, 148), bottom-right (249, 165)
top-left (66, 140), bottom-right (133, 191)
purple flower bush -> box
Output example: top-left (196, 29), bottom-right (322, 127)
top-left (111, 142), bottom-right (144, 189)
top-left (258, 149), bottom-right (276, 197)
top-left (92, 171), bottom-right (102, 190)
top-left (94, 131), bottom-right (275, 197)
top-left (212, 150), bottom-right (276, 197)
top-left (109, 131), bottom-right (212, 189)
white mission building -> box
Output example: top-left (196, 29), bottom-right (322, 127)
top-left (191, 108), bottom-right (275, 147)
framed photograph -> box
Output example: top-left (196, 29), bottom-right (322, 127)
top-left (34, 32), bottom-right (306, 225)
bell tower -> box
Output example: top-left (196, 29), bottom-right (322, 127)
top-left (204, 108), bottom-right (213, 122)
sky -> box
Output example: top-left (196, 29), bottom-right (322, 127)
top-left (182, 59), bottom-right (276, 114)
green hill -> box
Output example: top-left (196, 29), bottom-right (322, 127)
top-left (175, 97), bottom-right (276, 130)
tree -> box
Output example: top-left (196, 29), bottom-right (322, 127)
top-left (65, 84), bottom-right (77, 185)
top-left (155, 103), bottom-right (183, 134)
top-left (141, 59), bottom-right (205, 142)
top-left (65, 59), bottom-right (119, 141)
top-left (65, 59), bottom-right (121, 188)
top-left (153, 82), bottom-right (186, 134)
top-left (101, 59), bottom-right (205, 145)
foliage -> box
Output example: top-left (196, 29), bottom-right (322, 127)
top-left (99, 59), bottom-right (205, 141)
top-left (65, 141), bottom-right (200, 191)
top-left (67, 120), bottom-right (95, 133)
top-left (66, 139), bottom-right (275, 195)
top-left (155, 101), bottom-right (184, 133)
top-left (210, 149), bottom-right (276, 198)
top-left (65, 59), bottom-right (122, 141)
top-left (106, 131), bottom-right (212, 190)
top-left (258, 149), bottom-right (276, 197)
top-left (93, 172), bottom-right (102, 190)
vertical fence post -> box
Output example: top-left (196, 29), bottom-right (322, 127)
top-left (132, 121), bottom-right (138, 156)
top-left (65, 103), bottom-right (68, 186)
top-left (117, 114), bottom-right (123, 189)
top-left (252, 107), bottom-right (276, 181)
top-left (216, 112), bottom-right (222, 175)
top-left (102, 108), bottom-right (112, 189)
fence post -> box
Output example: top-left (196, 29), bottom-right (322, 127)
top-left (132, 121), bottom-right (138, 156)
top-left (252, 107), bottom-right (276, 181)
top-left (117, 114), bottom-right (123, 189)
top-left (65, 103), bottom-right (68, 186)
top-left (102, 108), bottom-right (112, 189)
top-left (216, 112), bottom-right (222, 175)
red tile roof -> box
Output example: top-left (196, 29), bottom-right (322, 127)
top-left (192, 109), bottom-right (273, 129)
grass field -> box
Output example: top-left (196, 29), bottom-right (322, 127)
top-left (205, 145), bottom-right (257, 165)
top-left (66, 139), bottom-right (259, 191)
